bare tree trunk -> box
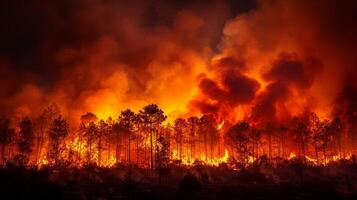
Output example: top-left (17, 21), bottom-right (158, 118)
top-left (35, 130), bottom-right (45, 164)
top-left (300, 133), bottom-right (306, 163)
top-left (281, 135), bottom-right (285, 158)
top-left (323, 146), bottom-right (327, 165)
top-left (150, 126), bottom-right (154, 169)
top-left (179, 135), bottom-right (182, 160)
top-left (338, 134), bottom-right (342, 159)
top-left (314, 140), bottom-right (319, 163)
top-left (204, 135), bottom-right (208, 161)
top-left (98, 134), bottom-right (102, 166)
top-left (176, 137), bottom-right (179, 159)
top-left (268, 134), bottom-right (272, 160)
top-left (128, 134), bottom-right (131, 164)
top-left (116, 142), bottom-right (121, 164)
top-left (210, 140), bottom-right (214, 160)
top-left (136, 137), bottom-right (139, 165)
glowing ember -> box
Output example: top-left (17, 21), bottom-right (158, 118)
top-left (216, 120), bottom-right (225, 130)
top-left (288, 152), bottom-right (296, 160)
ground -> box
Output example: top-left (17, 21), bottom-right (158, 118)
top-left (0, 161), bottom-right (357, 200)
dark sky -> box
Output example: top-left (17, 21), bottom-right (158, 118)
top-left (0, 0), bottom-right (257, 86)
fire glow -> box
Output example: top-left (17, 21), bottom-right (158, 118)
top-left (0, 0), bottom-right (356, 171)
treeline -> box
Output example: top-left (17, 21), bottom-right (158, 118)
top-left (0, 103), bottom-right (356, 169)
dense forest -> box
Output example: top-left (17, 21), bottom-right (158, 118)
top-left (0, 103), bottom-right (357, 200)
top-left (0, 103), bottom-right (355, 170)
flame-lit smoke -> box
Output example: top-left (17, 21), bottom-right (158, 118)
top-left (0, 0), bottom-right (356, 129)
top-left (191, 0), bottom-right (357, 125)
top-left (0, 0), bottom-right (246, 124)
top-left (0, 0), bottom-right (356, 125)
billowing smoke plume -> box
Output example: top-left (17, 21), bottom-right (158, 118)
top-left (0, 0), bottom-right (256, 124)
top-left (0, 0), bottom-right (356, 128)
top-left (192, 0), bottom-right (357, 125)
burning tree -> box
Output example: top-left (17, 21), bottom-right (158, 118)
top-left (48, 116), bottom-right (68, 166)
top-left (291, 117), bottom-right (310, 162)
top-left (198, 115), bottom-right (218, 161)
top-left (118, 109), bottom-right (138, 164)
top-left (34, 104), bottom-right (60, 164)
top-left (139, 104), bottom-right (166, 169)
top-left (310, 112), bottom-right (331, 164)
top-left (187, 116), bottom-right (199, 160)
top-left (174, 118), bottom-right (187, 161)
top-left (225, 121), bottom-right (250, 167)
top-left (112, 120), bottom-right (125, 164)
top-left (155, 135), bottom-right (170, 182)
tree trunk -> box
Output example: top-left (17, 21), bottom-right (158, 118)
top-left (323, 146), bottom-right (327, 165)
top-left (136, 137), bottom-right (139, 165)
top-left (128, 133), bottom-right (131, 164)
top-left (204, 135), bottom-right (208, 161)
top-left (36, 129), bottom-right (45, 164)
top-left (338, 134), bottom-right (342, 159)
top-left (116, 142), bottom-right (121, 164)
top-left (300, 133), bottom-right (306, 163)
top-left (314, 140), bottom-right (319, 163)
top-left (281, 135), bottom-right (285, 158)
top-left (98, 134), bottom-right (102, 166)
top-left (150, 126), bottom-right (154, 169)
top-left (268, 134), bottom-right (272, 160)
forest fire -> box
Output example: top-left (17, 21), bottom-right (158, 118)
top-left (0, 0), bottom-right (357, 199)
top-left (3, 106), bottom-right (352, 170)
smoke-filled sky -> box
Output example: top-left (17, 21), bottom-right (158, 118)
top-left (0, 0), bottom-right (356, 126)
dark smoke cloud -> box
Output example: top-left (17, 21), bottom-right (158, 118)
top-left (199, 78), bottom-right (225, 101)
top-left (222, 70), bottom-right (260, 104)
top-left (194, 58), bottom-right (260, 118)
top-left (192, 0), bottom-right (357, 124)
top-left (251, 53), bottom-right (322, 125)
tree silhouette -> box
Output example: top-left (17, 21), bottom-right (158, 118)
top-left (0, 117), bottom-right (14, 164)
top-left (119, 109), bottom-right (138, 164)
top-left (277, 126), bottom-right (288, 158)
top-left (112, 121), bottom-right (126, 164)
top-left (187, 116), bottom-right (199, 160)
top-left (17, 117), bottom-right (34, 165)
top-left (328, 117), bottom-right (343, 158)
top-left (155, 135), bottom-right (170, 183)
top-left (225, 121), bottom-right (250, 167)
top-left (264, 123), bottom-right (275, 160)
top-left (139, 104), bottom-right (167, 169)
top-left (174, 118), bottom-right (186, 160)
top-left (85, 122), bottom-right (99, 165)
top-left (97, 120), bottom-right (109, 166)
top-left (249, 126), bottom-right (262, 159)
top-left (48, 116), bottom-right (68, 166)
top-left (292, 117), bottom-right (309, 162)
top-left (198, 115), bottom-right (218, 161)
top-left (80, 112), bottom-right (98, 165)
top-left (34, 104), bottom-right (60, 163)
